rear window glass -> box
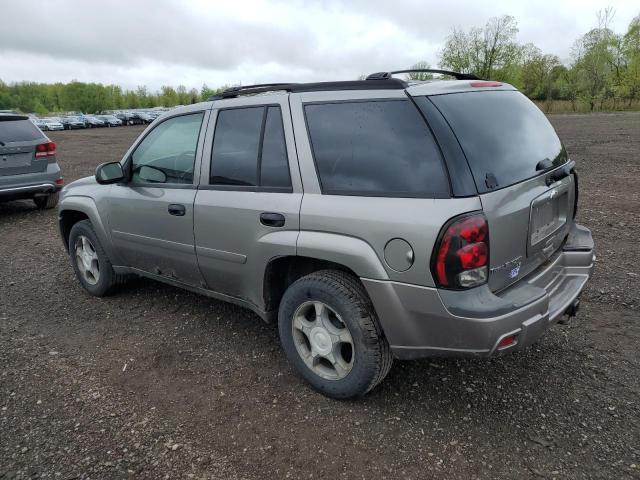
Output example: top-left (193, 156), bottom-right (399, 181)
top-left (0, 119), bottom-right (44, 142)
top-left (210, 106), bottom-right (292, 189)
top-left (304, 100), bottom-right (449, 197)
top-left (210, 107), bottom-right (263, 186)
top-left (430, 90), bottom-right (567, 193)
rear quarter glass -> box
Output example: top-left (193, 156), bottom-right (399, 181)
top-left (304, 99), bottom-right (450, 198)
top-left (429, 90), bottom-right (567, 193)
top-left (0, 119), bottom-right (45, 142)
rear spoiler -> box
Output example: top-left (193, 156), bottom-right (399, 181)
top-left (0, 114), bottom-right (29, 121)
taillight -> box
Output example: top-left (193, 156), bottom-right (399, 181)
top-left (470, 81), bottom-right (503, 88)
top-left (572, 169), bottom-right (579, 219)
top-left (35, 141), bottom-right (56, 158)
top-left (432, 213), bottom-right (489, 289)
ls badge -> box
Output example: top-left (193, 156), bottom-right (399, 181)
top-left (490, 256), bottom-right (523, 279)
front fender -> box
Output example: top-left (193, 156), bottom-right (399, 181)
top-left (58, 195), bottom-right (125, 266)
top-left (296, 231), bottom-right (389, 280)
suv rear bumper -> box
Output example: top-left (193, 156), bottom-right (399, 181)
top-left (363, 223), bottom-right (595, 360)
top-left (0, 164), bottom-right (62, 201)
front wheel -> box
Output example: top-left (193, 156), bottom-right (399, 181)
top-left (278, 270), bottom-right (392, 399)
top-left (68, 220), bottom-right (126, 296)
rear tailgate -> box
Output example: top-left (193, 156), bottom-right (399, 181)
top-left (0, 116), bottom-right (49, 176)
top-left (479, 172), bottom-right (574, 290)
top-left (429, 89), bottom-right (575, 291)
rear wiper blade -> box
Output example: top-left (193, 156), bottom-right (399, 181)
top-left (536, 158), bottom-right (554, 171)
top-left (546, 164), bottom-right (572, 186)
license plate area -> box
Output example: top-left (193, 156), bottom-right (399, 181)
top-left (0, 153), bottom-right (32, 169)
top-left (528, 183), bottom-right (570, 255)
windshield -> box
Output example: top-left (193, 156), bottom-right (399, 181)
top-left (429, 90), bottom-right (567, 193)
top-left (0, 119), bottom-right (44, 143)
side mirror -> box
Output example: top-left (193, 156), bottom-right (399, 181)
top-left (138, 165), bottom-right (167, 183)
top-left (95, 162), bottom-right (125, 184)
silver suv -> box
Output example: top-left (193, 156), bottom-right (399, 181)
top-left (1, 114), bottom-right (63, 208)
top-left (58, 71), bottom-right (595, 399)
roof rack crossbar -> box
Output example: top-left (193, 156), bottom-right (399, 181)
top-left (366, 69), bottom-right (481, 81)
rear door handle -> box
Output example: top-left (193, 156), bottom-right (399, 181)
top-left (168, 204), bottom-right (186, 216)
top-left (260, 212), bottom-right (285, 227)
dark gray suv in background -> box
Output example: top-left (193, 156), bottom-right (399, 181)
top-left (57, 70), bottom-right (595, 399)
top-left (1, 114), bottom-right (63, 208)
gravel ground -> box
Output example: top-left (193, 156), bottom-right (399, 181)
top-left (1, 113), bottom-right (639, 479)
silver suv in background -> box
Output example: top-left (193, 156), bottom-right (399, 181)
top-left (1, 113), bottom-right (63, 208)
top-left (58, 70), bottom-right (595, 399)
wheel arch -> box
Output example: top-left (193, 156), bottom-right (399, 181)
top-left (58, 196), bottom-right (122, 264)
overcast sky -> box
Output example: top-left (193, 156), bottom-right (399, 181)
top-left (1, 0), bottom-right (637, 91)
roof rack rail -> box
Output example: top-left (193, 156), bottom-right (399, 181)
top-left (207, 78), bottom-right (408, 100)
top-left (366, 69), bottom-right (481, 81)
top-left (208, 83), bottom-right (297, 100)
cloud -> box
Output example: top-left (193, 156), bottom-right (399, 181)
top-left (0, 0), bottom-right (637, 90)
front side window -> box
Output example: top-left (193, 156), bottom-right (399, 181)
top-left (304, 100), bottom-right (449, 197)
top-left (130, 112), bottom-right (204, 185)
top-left (210, 106), bottom-right (291, 189)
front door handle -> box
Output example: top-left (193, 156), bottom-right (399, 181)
top-left (260, 212), bottom-right (285, 227)
top-left (168, 204), bottom-right (186, 216)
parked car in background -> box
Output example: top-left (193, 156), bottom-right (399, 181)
top-left (45, 118), bottom-right (65, 131)
top-left (114, 112), bottom-right (138, 125)
top-left (30, 118), bottom-right (48, 130)
top-left (131, 112), bottom-right (154, 124)
top-left (145, 111), bottom-right (164, 120)
top-left (0, 113), bottom-right (63, 208)
top-left (61, 116), bottom-right (87, 130)
top-left (96, 115), bottom-right (123, 127)
top-left (82, 115), bottom-right (106, 128)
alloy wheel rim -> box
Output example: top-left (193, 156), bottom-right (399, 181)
top-left (291, 301), bottom-right (354, 380)
top-left (75, 235), bottom-right (100, 285)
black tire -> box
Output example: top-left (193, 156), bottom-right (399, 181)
top-left (33, 191), bottom-right (59, 209)
top-left (68, 220), bottom-right (126, 297)
top-left (278, 270), bottom-right (393, 399)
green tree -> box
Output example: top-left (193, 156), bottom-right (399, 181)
top-left (439, 15), bottom-right (521, 79)
top-left (573, 8), bottom-right (616, 110)
top-left (520, 44), bottom-right (561, 99)
top-left (622, 14), bottom-right (640, 105)
top-left (405, 61), bottom-right (434, 80)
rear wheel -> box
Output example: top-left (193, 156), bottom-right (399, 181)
top-left (278, 270), bottom-right (392, 399)
top-left (68, 220), bottom-right (125, 296)
top-left (33, 192), bottom-right (59, 209)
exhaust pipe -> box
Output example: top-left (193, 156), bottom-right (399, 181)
top-left (565, 298), bottom-right (580, 318)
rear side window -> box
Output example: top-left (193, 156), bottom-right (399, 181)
top-left (260, 107), bottom-right (291, 188)
top-left (210, 106), bottom-right (291, 189)
top-left (0, 119), bottom-right (44, 143)
top-left (304, 100), bottom-right (449, 197)
top-left (429, 90), bottom-right (567, 193)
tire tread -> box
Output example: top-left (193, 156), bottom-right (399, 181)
top-left (280, 269), bottom-right (392, 397)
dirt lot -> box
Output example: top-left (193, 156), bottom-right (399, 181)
top-left (1, 113), bottom-right (639, 479)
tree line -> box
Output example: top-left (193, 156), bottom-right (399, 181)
top-left (0, 81), bottom-right (226, 115)
top-left (425, 8), bottom-right (640, 112)
top-left (1, 8), bottom-right (638, 115)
